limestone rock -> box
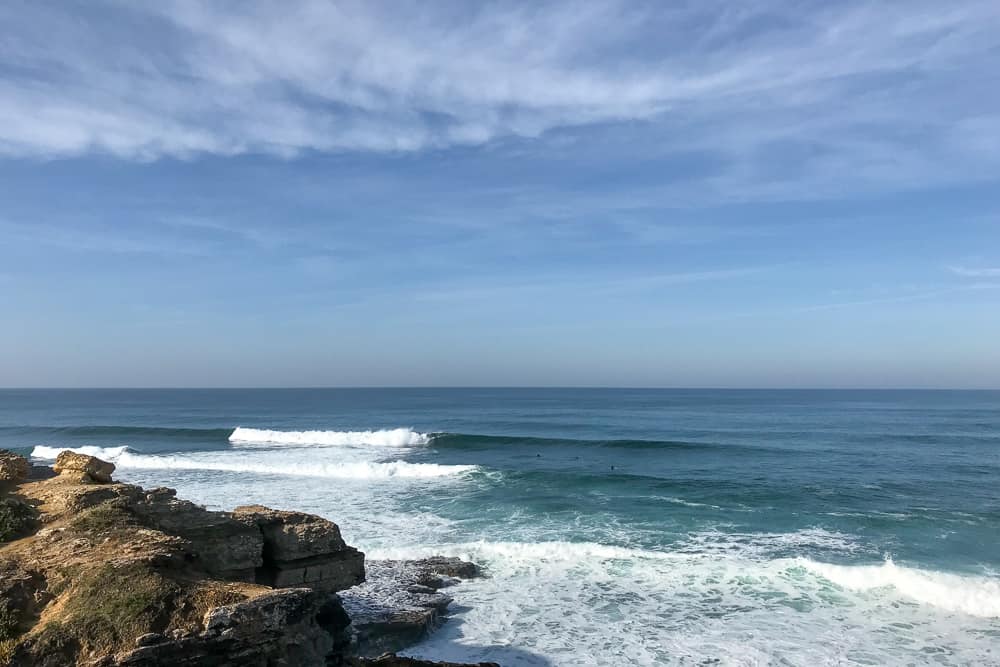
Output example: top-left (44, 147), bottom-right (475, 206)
top-left (131, 495), bottom-right (263, 580)
top-left (103, 588), bottom-right (340, 667)
top-left (0, 450), bottom-right (30, 483)
top-left (52, 451), bottom-right (116, 484)
top-left (233, 505), bottom-right (365, 592)
top-left (232, 505), bottom-right (349, 560)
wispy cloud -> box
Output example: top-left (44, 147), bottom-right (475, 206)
top-left (796, 283), bottom-right (1000, 312)
top-left (948, 265), bottom-right (1000, 278)
top-left (0, 0), bottom-right (998, 202)
top-left (413, 266), bottom-right (768, 303)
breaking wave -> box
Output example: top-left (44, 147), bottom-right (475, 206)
top-left (801, 557), bottom-right (1000, 618)
top-left (229, 427), bottom-right (430, 448)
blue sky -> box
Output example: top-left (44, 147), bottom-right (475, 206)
top-left (1, 0), bottom-right (999, 388)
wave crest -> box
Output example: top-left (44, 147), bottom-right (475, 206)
top-left (229, 427), bottom-right (430, 448)
top-left (802, 557), bottom-right (1000, 618)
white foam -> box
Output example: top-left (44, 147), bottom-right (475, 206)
top-left (369, 537), bottom-right (1000, 666)
top-left (801, 557), bottom-right (1000, 618)
top-left (229, 427), bottom-right (430, 448)
top-left (31, 445), bottom-right (473, 480)
top-left (31, 445), bottom-right (130, 460)
top-left (369, 540), bottom-right (681, 565)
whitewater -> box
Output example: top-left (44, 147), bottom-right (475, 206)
top-left (7, 388), bottom-right (1000, 665)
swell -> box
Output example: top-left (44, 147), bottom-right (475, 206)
top-left (7, 426), bottom-right (779, 454)
top-left (0, 424), bottom-right (231, 441)
top-left (430, 432), bottom-right (779, 453)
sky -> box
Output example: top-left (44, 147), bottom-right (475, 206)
top-left (1, 0), bottom-right (999, 388)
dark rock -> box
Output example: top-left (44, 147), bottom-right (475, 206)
top-left (341, 558), bottom-right (482, 657)
top-left (108, 589), bottom-right (337, 667)
top-left (26, 464), bottom-right (57, 481)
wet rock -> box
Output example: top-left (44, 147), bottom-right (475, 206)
top-left (341, 557), bottom-right (482, 657)
top-left (352, 656), bottom-right (500, 667)
top-left (52, 451), bottom-right (116, 484)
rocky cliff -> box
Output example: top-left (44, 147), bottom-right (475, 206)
top-left (0, 450), bottom-right (495, 667)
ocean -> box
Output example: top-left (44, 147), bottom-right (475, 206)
top-left (2, 388), bottom-right (998, 666)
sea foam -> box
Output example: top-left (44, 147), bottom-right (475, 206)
top-left (30, 445), bottom-right (472, 480)
top-left (31, 445), bottom-right (130, 460)
top-left (229, 427), bottom-right (430, 448)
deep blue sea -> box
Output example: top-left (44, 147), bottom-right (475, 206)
top-left (2, 388), bottom-right (998, 665)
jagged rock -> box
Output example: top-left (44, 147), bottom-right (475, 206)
top-left (232, 505), bottom-right (365, 592)
top-left (0, 450), bottom-right (30, 483)
top-left (52, 451), bottom-right (116, 484)
top-left (341, 558), bottom-right (482, 657)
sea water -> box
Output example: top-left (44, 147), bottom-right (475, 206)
top-left (2, 388), bottom-right (998, 665)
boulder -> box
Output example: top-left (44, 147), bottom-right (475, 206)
top-left (0, 450), bottom-right (30, 483)
top-left (52, 451), bottom-right (116, 484)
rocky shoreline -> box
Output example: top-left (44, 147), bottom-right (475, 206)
top-left (0, 450), bottom-right (497, 667)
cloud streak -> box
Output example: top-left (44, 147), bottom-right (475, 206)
top-left (0, 0), bottom-right (997, 201)
top-left (949, 265), bottom-right (1000, 278)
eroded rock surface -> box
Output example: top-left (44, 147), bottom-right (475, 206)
top-left (233, 505), bottom-right (366, 592)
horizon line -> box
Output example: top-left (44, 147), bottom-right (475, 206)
top-left (1, 386), bottom-right (998, 392)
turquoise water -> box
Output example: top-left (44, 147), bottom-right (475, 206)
top-left (2, 389), bottom-right (999, 665)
